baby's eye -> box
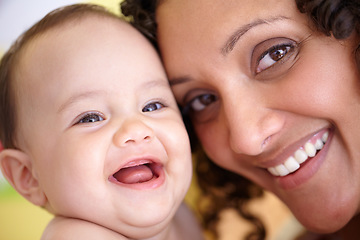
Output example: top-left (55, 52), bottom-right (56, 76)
top-left (77, 112), bottom-right (104, 124)
top-left (256, 44), bottom-right (294, 73)
top-left (142, 102), bottom-right (165, 112)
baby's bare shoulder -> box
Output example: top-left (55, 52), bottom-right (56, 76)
top-left (41, 216), bottom-right (127, 240)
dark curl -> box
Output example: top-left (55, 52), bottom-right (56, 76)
top-left (183, 114), bottom-right (266, 240)
top-left (121, 0), bottom-right (158, 49)
top-left (296, 0), bottom-right (360, 39)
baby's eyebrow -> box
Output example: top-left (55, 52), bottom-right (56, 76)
top-left (57, 90), bottom-right (104, 113)
top-left (221, 16), bottom-right (289, 56)
top-left (140, 78), bottom-right (170, 90)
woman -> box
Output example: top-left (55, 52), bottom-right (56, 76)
top-left (121, 0), bottom-right (360, 239)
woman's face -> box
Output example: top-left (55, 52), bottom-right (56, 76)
top-left (157, 0), bottom-right (360, 233)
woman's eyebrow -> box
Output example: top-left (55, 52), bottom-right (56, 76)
top-left (169, 76), bottom-right (192, 86)
top-left (221, 16), bottom-right (289, 56)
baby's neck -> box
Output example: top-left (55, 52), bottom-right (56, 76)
top-left (42, 202), bottom-right (204, 240)
top-left (164, 203), bottom-right (204, 240)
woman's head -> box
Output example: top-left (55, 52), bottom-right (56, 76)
top-left (122, 0), bottom-right (360, 235)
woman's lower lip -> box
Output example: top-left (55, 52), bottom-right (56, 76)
top-left (276, 131), bottom-right (332, 190)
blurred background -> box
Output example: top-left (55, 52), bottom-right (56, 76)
top-left (0, 1), bottom-right (121, 239)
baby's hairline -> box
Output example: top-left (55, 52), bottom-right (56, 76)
top-left (0, 4), bottom-right (128, 149)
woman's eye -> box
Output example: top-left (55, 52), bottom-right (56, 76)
top-left (78, 113), bottom-right (104, 124)
top-left (256, 44), bottom-right (294, 73)
top-left (182, 93), bottom-right (219, 123)
top-left (142, 102), bottom-right (165, 112)
top-left (188, 94), bottom-right (217, 112)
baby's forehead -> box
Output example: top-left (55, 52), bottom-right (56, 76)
top-left (13, 13), bottom-right (147, 96)
top-left (15, 13), bottom-right (129, 70)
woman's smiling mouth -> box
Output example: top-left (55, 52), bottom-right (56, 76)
top-left (267, 130), bottom-right (329, 177)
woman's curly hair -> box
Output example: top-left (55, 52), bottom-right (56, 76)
top-left (296, 0), bottom-right (360, 39)
top-left (121, 0), bottom-right (360, 239)
top-left (121, 0), bottom-right (158, 49)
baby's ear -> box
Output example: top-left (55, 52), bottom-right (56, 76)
top-left (0, 149), bottom-right (46, 206)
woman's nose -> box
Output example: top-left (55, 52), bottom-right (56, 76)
top-left (113, 118), bottom-right (155, 147)
top-left (224, 92), bottom-right (284, 156)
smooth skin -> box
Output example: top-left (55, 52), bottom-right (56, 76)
top-left (0, 15), bottom-right (194, 240)
top-left (156, 0), bottom-right (360, 236)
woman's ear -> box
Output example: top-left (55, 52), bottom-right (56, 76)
top-left (0, 149), bottom-right (47, 206)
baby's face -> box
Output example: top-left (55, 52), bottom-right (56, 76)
top-left (14, 16), bottom-right (192, 238)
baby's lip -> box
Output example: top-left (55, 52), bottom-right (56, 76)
top-left (111, 158), bottom-right (163, 185)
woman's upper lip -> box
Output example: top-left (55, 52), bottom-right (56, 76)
top-left (257, 128), bottom-right (331, 169)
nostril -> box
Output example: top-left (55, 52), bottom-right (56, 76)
top-left (124, 138), bottom-right (135, 144)
top-left (122, 135), bottom-right (151, 145)
top-left (262, 135), bottom-right (272, 149)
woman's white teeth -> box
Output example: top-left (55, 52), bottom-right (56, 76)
top-left (322, 131), bottom-right (329, 142)
top-left (294, 149), bottom-right (307, 164)
top-left (304, 142), bottom-right (316, 157)
top-left (314, 139), bottom-right (324, 150)
top-left (267, 131), bottom-right (329, 177)
top-left (284, 156), bottom-right (300, 172)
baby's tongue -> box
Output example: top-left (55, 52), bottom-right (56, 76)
top-left (113, 165), bottom-right (153, 184)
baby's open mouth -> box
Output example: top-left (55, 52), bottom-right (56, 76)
top-left (113, 162), bottom-right (160, 184)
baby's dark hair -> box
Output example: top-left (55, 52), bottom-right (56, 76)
top-left (120, 0), bottom-right (360, 239)
top-left (0, 4), bottom-right (121, 149)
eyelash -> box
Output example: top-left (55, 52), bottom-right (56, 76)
top-left (181, 92), bottom-right (219, 123)
top-left (142, 101), bottom-right (166, 112)
top-left (76, 112), bottom-right (105, 125)
top-left (72, 101), bottom-right (166, 126)
top-left (254, 40), bottom-right (298, 74)
top-left (178, 39), bottom-right (302, 122)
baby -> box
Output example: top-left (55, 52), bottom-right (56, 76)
top-left (0, 4), bottom-right (203, 240)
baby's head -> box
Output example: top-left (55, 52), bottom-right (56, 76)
top-left (0, 4), bottom-right (192, 238)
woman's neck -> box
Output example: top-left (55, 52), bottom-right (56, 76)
top-left (336, 213), bottom-right (360, 240)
